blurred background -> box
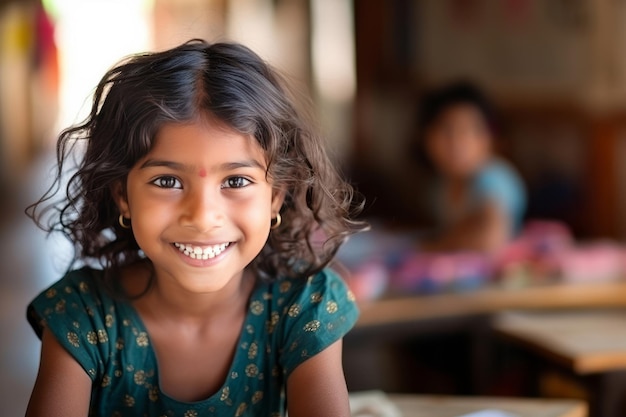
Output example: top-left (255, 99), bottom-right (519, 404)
top-left (3, 0), bottom-right (626, 415)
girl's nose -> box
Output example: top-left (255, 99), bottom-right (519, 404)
top-left (180, 189), bottom-right (225, 232)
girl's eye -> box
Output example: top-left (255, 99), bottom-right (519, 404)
top-left (222, 176), bottom-right (251, 189)
top-left (152, 176), bottom-right (182, 189)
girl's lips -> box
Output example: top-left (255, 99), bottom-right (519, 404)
top-left (173, 242), bottom-right (231, 260)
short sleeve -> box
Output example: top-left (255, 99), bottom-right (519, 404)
top-left (473, 160), bottom-right (526, 230)
top-left (27, 268), bottom-right (110, 380)
top-left (277, 269), bottom-right (359, 376)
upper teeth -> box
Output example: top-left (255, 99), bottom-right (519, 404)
top-left (174, 242), bottom-right (229, 259)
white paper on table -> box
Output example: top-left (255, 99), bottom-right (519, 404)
top-left (456, 410), bottom-right (520, 417)
top-left (349, 391), bottom-right (403, 417)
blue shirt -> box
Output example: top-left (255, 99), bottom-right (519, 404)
top-left (436, 158), bottom-right (526, 235)
top-left (472, 159), bottom-right (526, 232)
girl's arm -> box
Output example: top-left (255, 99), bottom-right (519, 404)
top-left (424, 200), bottom-right (509, 253)
top-left (286, 339), bottom-right (351, 417)
top-left (26, 328), bottom-right (92, 417)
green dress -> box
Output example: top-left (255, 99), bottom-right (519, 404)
top-left (27, 267), bottom-right (359, 417)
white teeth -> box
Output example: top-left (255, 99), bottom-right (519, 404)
top-left (173, 242), bottom-right (230, 260)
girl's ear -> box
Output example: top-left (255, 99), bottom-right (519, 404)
top-left (271, 187), bottom-right (286, 217)
top-left (111, 180), bottom-right (130, 217)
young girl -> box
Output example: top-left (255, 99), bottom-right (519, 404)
top-left (25, 40), bottom-right (365, 417)
top-left (413, 81), bottom-right (526, 253)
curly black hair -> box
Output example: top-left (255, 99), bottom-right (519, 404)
top-left (27, 39), bottom-right (366, 295)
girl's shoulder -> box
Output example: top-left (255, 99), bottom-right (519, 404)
top-left (263, 268), bottom-right (357, 308)
top-left (256, 268), bottom-right (359, 377)
top-left (29, 266), bottom-right (105, 307)
top-left (27, 266), bottom-right (113, 337)
top-left (477, 158), bottom-right (522, 182)
top-left (473, 158), bottom-right (526, 198)
top-left (26, 267), bottom-right (128, 379)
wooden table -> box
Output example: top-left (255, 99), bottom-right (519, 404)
top-left (345, 281), bottom-right (626, 396)
top-left (355, 281), bottom-right (626, 328)
top-left (493, 310), bottom-right (626, 417)
top-left (351, 393), bottom-right (586, 417)
top-left (494, 310), bottom-right (626, 374)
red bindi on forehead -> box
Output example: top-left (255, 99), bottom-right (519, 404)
top-left (198, 168), bottom-right (207, 178)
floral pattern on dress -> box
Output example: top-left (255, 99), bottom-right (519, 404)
top-left (27, 267), bottom-right (358, 416)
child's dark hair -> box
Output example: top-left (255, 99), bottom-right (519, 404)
top-left (27, 39), bottom-right (365, 291)
top-left (412, 80), bottom-right (500, 172)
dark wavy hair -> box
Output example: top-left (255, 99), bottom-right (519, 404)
top-left (27, 39), bottom-right (366, 293)
top-left (412, 81), bottom-right (500, 172)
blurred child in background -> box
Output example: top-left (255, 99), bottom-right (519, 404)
top-left (414, 81), bottom-right (526, 253)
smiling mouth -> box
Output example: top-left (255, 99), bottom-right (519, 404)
top-left (173, 242), bottom-right (231, 260)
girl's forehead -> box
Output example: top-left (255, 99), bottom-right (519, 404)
top-left (159, 113), bottom-right (239, 137)
top-left (153, 118), bottom-right (254, 148)
top-left (143, 119), bottom-right (268, 169)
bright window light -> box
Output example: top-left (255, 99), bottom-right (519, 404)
top-left (311, 0), bottom-right (356, 103)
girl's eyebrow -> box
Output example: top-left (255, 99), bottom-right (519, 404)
top-left (140, 159), bottom-right (187, 171)
top-left (139, 159), bottom-right (266, 172)
top-left (221, 160), bottom-right (266, 171)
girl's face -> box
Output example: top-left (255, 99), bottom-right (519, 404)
top-left (115, 117), bottom-right (283, 294)
top-left (425, 103), bottom-right (493, 179)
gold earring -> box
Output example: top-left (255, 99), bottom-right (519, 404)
top-left (118, 214), bottom-right (131, 229)
top-left (270, 213), bottom-right (282, 230)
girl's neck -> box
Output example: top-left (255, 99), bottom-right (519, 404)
top-left (123, 263), bottom-right (255, 326)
